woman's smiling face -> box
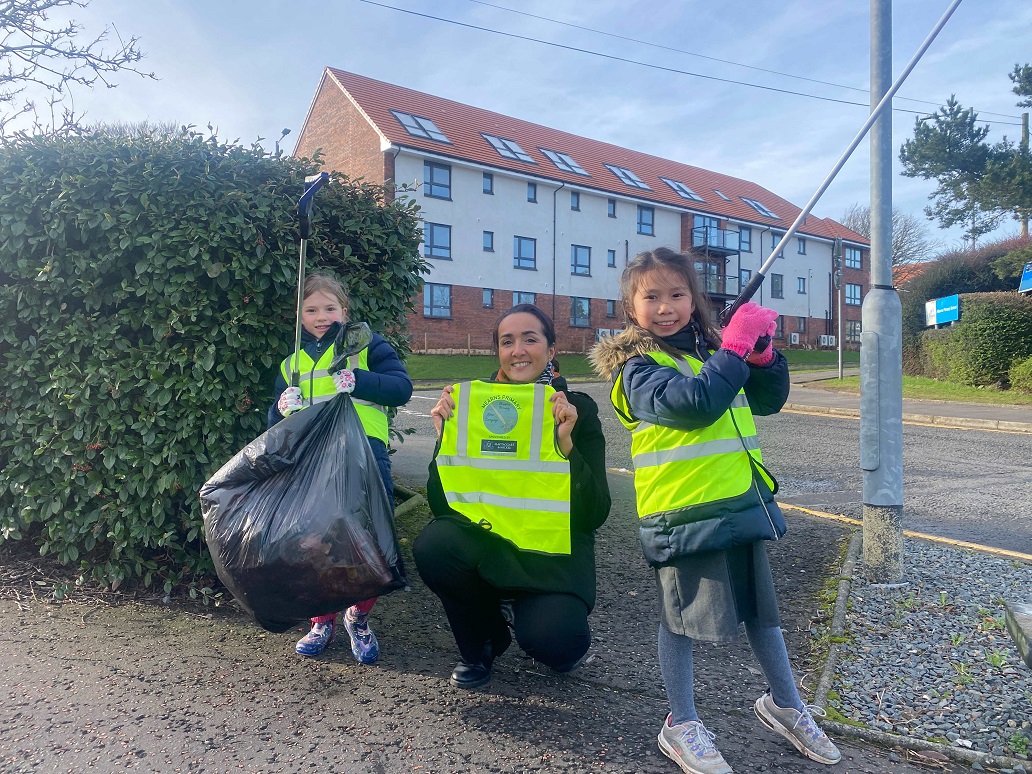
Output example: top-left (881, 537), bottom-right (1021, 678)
top-left (496, 312), bottom-right (555, 383)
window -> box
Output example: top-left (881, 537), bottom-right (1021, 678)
top-left (571, 244), bottom-right (591, 276)
top-left (771, 232), bottom-right (784, 258)
top-left (423, 283), bottom-right (451, 317)
top-left (797, 237), bottom-right (806, 254)
top-left (424, 223), bottom-right (451, 259)
top-left (847, 319), bottom-right (862, 343)
top-left (390, 110), bottom-right (449, 143)
top-left (607, 198), bottom-right (616, 218)
top-left (483, 231), bottom-right (494, 251)
top-left (541, 148), bottom-right (588, 175)
top-left (846, 246), bottom-right (862, 269)
top-left (423, 161), bottom-right (451, 199)
top-left (660, 177), bottom-right (704, 202)
top-left (713, 189), bottom-right (731, 201)
top-left (637, 205), bottom-right (655, 236)
top-left (846, 283), bottom-right (862, 306)
top-left (771, 273), bottom-right (784, 298)
top-left (740, 268), bottom-right (752, 287)
top-left (570, 297), bottom-right (590, 328)
top-left (514, 236), bottom-right (536, 270)
top-left (797, 276), bottom-right (806, 294)
top-left (482, 172), bottom-right (494, 194)
top-left (739, 227), bottom-right (752, 252)
top-left (483, 133), bottom-right (534, 163)
top-left (774, 316), bottom-right (784, 339)
top-left (741, 196), bottom-right (779, 218)
top-left (692, 215), bottom-right (721, 248)
top-left (527, 182), bottom-right (537, 203)
top-left (570, 191), bottom-right (580, 211)
top-left (606, 300), bottom-right (616, 318)
top-left (604, 163), bottom-right (651, 190)
top-left (607, 249), bottom-right (616, 268)
top-left (483, 288), bottom-right (494, 308)
top-left (797, 317), bottom-right (807, 333)
top-left (513, 291), bottom-right (535, 306)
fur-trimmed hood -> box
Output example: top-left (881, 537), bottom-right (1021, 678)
top-left (589, 325), bottom-right (667, 382)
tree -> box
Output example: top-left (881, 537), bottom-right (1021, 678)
top-left (898, 97), bottom-right (999, 244)
top-left (0, 0), bottom-right (154, 135)
top-left (841, 203), bottom-right (938, 266)
top-left (1011, 63), bottom-right (1032, 108)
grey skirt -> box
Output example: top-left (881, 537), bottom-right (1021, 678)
top-left (655, 540), bottom-right (780, 643)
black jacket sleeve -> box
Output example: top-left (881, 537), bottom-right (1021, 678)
top-left (353, 334), bottom-right (413, 408)
top-left (742, 349), bottom-right (790, 416)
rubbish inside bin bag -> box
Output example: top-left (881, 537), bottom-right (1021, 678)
top-left (200, 395), bottom-right (405, 632)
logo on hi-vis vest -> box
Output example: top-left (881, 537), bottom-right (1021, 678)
top-left (482, 398), bottom-right (519, 435)
top-left (481, 439), bottom-right (518, 456)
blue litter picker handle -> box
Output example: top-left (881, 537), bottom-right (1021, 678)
top-left (298, 172), bottom-right (329, 240)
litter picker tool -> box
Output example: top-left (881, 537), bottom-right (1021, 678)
top-left (291, 171), bottom-right (330, 388)
top-left (717, 0), bottom-right (963, 347)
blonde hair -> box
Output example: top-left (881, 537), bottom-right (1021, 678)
top-left (619, 247), bottom-right (721, 346)
top-left (303, 272), bottom-right (349, 308)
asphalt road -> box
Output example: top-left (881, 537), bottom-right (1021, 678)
top-left (396, 382), bottom-right (1032, 556)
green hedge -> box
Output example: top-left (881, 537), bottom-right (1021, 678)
top-left (1010, 354), bottom-right (1032, 394)
top-left (0, 129), bottom-right (425, 592)
top-left (918, 292), bottom-right (1032, 387)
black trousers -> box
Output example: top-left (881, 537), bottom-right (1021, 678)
top-left (413, 518), bottom-right (590, 672)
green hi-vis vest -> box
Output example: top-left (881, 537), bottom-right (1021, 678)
top-left (279, 344), bottom-right (389, 444)
top-left (435, 380), bottom-right (572, 555)
top-left (611, 350), bottom-right (775, 520)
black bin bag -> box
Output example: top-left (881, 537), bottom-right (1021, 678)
top-left (200, 395), bottom-right (406, 632)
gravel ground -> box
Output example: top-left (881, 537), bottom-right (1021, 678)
top-left (832, 538), bottom-right (1032, 764)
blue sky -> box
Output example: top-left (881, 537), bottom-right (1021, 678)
top-left (36, 0), bottom-right (1032, 251)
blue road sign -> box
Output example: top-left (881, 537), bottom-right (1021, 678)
top-left (1020, 262), bottom-right (1032, 293)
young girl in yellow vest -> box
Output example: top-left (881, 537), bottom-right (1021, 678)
top-left (591, 248), bottom-right (840, 774)
top-left (269, 272), bottom-right (412, 663)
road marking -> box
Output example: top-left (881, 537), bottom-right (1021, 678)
top-left (782, 503), bottom-right (1032, 562)
top-left (782, 407), bottom-right (1030, 435)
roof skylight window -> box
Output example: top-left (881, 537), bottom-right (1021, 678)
top-left (483, 134), bottom-right (535, 163)
top-left (390, 110), bottom-right (450, 143)
top-left (741, 197), bottom-right (779, 219)
top-left (604, 164), bottom-right (650, 190)
top-left (541, 148), bottom-right (589, 176)
top-left (713, 189), bottom-right (731, 201)
top-left (660, 177), bottom-right (704, 202)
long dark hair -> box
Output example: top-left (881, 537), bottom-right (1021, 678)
top-left (491, 304), bottom-right (557, 350)
top-left (619, 247), bottom-right (721, 345)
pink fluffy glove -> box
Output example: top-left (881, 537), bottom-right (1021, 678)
top-left (746, 319), bottom-right (777, 366)
top-left (720, 302), bottom-right (779, 358)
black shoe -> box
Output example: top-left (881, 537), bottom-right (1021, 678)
top-left (450, 660), bottom-right (491, 689)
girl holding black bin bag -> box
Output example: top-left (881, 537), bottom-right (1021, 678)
top-left (269, 272), bottom-right (412, 662)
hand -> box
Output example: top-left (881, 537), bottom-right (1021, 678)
top-left (720, 303), bottom-right (779, 358)
top-left (746, 320), bottom-right (777, 366)
top-left (277, 386), bottom-right (303, 417)
top-left (429, 385), bottom-right (455, 436)
top-left (549, 391), bottom-right (577, 457)
top-left (332, 369), bottom-right (356, 394)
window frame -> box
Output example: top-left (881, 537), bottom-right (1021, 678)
top-left (797, 276), bottom-right (807, 294)
top-left (739, 226), bottom-right (752, 252)
top-left (846, 246), bottom-right (862, 269)
top-left (606, 300), bottom-right (616, 318)
top-left (847, 319), bottom-right (862, 343)
top-left (637, 205), bottom-right (655, 236)
top-left (513, 291), bottom-right (536, 306)
top-left (483, 133), bottom-right (535, 163)
top-left (527, 182), bottom-right (537, 203)
top-left (770, 273), bottom-right (784, 299)
top-left (541, 148), bottom-right (589, 176)
top-left (423, 222), bottom-right (452, 260)
top-left (607, 198), bottom-right (617, 218)
top-left (604, 163), bottom-right (651, 190)
top-left (423, 161), bottom-right (451, 199)
top-left (483, 230), bottom-right (494, 252)
top-left (514, 235), bottom-right (537, 270)
top-left (846, 283), bottom-right (862, 306)
top-left (607, 248), bottom-right (617, 268)
top-left (482, 172), bottom-right (494, 195)
top-left (797, 237), bottom-right (806, 254)
top-left (570, 296), bottom-right (591, 328)
top-left (423, 283), bottom-right (451, 318)
top-left (570, 190), bottom-right (580, 211)
top-left (482, 288), bottom-right (494, 308)
top-left (391, 110), bottom-right (450, 143)
top-left (571, 244), bottom-right (591, 276)
top-left (797, 316), bottom-right (807, 333)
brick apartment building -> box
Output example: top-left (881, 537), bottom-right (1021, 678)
top-left (295, 68), bottom-right (869, 354)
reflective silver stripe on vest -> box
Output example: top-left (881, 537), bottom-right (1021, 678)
top-left (634, 435), bottom-right (761, 468)
top-left (311, 394), bottom-right (335, 405)
top-left (436, 456), bottom-right (568, 473)
top-left (444, 491), bottom-right (569, 513)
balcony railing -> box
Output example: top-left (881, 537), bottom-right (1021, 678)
top-left (699, 273), bottom-right (740, 298)
top-left (692, 226), bottom-right (740, 253)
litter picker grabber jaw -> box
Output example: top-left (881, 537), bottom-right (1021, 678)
top-left (291, 171), bottom-right (330, 388)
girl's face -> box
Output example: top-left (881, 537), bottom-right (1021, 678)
top-left (301, 290), bottom-right (346, 338)
top-left (496, 312), bottom-right (555, 383)
top-left (630, 268), bottom-right (696, 338)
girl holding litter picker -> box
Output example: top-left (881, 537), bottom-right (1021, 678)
top-left (591, 247), bottom-right (840, 774)
top-left (269, 271), bottom-right (412, 663)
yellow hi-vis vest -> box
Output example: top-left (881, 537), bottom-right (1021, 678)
top-left (611, 350), bottom-right (775, 520)
top-left (280, 344), bottom-right (389, 444)
top-left (435, 380), bottom-right (572, 555)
